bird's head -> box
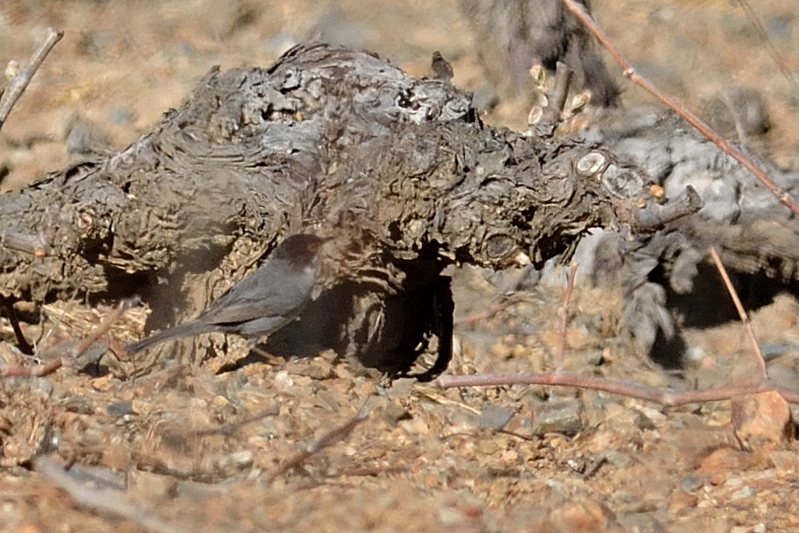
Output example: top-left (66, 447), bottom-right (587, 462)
top-left (273, 233), bottom-right (326, 267)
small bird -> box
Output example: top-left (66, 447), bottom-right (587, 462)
top-left (126, 234), bottom-right (325, 354)
top-left (431, 51), bottom-right (454, 81)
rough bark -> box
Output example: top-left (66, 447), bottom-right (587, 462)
top-left (0, 43), bottom-right (694, 374)
top-left (581, 106), bottom-right (799, 363)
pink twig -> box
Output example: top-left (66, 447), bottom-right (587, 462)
top-left (436, 371), bottom-right (799, 406)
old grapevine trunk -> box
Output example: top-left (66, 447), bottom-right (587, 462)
top-left (0, 43), bottom-right (698, 375)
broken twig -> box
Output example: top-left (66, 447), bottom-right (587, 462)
top-left (264, 407), bottom-right (369, 484)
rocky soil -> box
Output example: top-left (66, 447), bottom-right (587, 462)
top-left (1, 1), bottom-right (799, 532)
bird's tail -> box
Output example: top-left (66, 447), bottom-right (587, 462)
top-left (125, 321), bottom-right (210, 355)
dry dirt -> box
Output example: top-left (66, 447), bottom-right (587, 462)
top-left (2, 1), bottom-right (799, 532)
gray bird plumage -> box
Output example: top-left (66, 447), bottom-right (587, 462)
top-left (126, 234), bottom-right (324, 354)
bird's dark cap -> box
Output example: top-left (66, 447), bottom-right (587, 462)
top-left (273, 233), bottom-right (326, 265)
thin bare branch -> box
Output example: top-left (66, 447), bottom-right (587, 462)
top-left (709, 247), bottom-right (767, 382)
top-left (71, 297), bottom-right (140, 359)
top-left (435, 371), bottom-right (799, 406)
top-left (555, 261), bottom-right (578, 371)
top-left (0, 28), bottom-right (63, 132)
top-left (264, 407), bottom-right (369, 484)
top-left (454, 299), bottom-right (515, 326)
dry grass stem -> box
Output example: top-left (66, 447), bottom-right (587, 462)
top-left (709, 247), bottom-right (767, 382)
top-left (555, 261), bottom-right (578, 371)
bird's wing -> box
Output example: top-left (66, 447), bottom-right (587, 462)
top-left (204, 301), bottom-right (275, 325)
top-left (203, 280), bottom-right (304, 326)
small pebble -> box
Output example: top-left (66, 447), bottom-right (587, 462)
top-left (531, 398), bottom-right (583, 437)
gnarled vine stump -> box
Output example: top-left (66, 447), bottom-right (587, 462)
top-left (0, 43), bottom-right (699, 375)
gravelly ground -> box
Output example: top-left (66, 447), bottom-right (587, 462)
top-left (2, 1), bottom-right (799, 532)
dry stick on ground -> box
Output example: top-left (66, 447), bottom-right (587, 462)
top-left (708, 246), bottom-right (767, 382)
top-left (188, 404), bottom-right (281, 437)
top-left (555, 261), bottom-right (578, 371)
top-left (454, 298), bottom-right (515, 326)
top-left (0, 355), bottom-right (63, 378)
top-left (68, 297), bottom-right (139, 358)
top-left (435, 371), bottom-right (799, 406)
top-left (438, 255), bottom-right (791, 406)
top-left (561, 0), bottom-right (799, 217)
top-left (33, 455), bottom-right (188, 533)
top-left (264, 407), bottom-right (370, 484)
top-left (0, 27), bottom-right (63, 133)
top-left (330, 465), bottom-right (410, 478)
top-left (0, 298), bottom-right (135, 378)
